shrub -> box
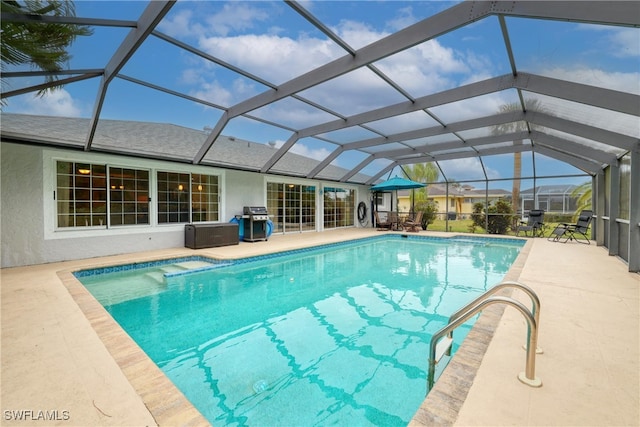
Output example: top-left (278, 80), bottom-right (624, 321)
top-left (471, 199), bottom-right (515, 234)
top-left (471, 202), bottom-right (485, 229)
top-left (415, 200), bottom-right (439, 230)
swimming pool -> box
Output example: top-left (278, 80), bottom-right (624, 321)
top-left (77, 235), bottom-right (523, 426)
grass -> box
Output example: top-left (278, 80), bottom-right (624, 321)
top-left (426, 219), bottom-right (592, 241)
top-left (429, 219), bottom-right (475, 233)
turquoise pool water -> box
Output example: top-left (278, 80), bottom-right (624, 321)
top-left (77, 235), bottom-right (523, 426)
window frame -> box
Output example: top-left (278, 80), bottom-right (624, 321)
top-left (156, 171), bottom-right (221, 225)
top-left (46, 151), bottom-right (224, 238)
top-left (323, 185), bottom-right (356, 230)
top-left (267, 180), bottom-right (317, 234)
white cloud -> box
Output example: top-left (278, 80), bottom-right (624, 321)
top-left (271, 139), bottom-right (333, 163)
top-left (198, 33), bottom-right (340, 84)
top-left (159, 3), bottom-right (271, 38)
top-left (607, 28), bottom-right (640, 58)
top-left (385, 6), bottom-right (419, 32)
top-left (158, 9), bottom-right (203, 39)
top-left (440, 157), bottom-right (500, 181)
top-left (540, 66), bottom-right (640, 95)
top-left (579, 25), bottom-right (640, 59)
top-left (190, 80), bottom-right (234, 107)
top-left (9, 89), bottom-right (82, 116)
top-left (205, 2), bottom-right (270, 37)
top-left (332, 19), bottom-right (389, 50)
top-left (429, 91), bottom-right (519, 123)
top-left (374, 39), bottom-right (474, 96)
top-left (171, 4), bottom-right (495, 120)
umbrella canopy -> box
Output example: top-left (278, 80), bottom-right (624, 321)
top-left (371, 177), bottom-right (424, 228)
top-left (370, 176), bottom-right (424, 191)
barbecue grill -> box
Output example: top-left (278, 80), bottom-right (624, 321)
top-left (242, 206), bottom-right (269, 242)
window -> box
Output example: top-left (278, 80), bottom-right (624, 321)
top-left (56, 161), bottom-right (219, 228)
top-left (267, 182), bottom-right (316, 233)
top-left (56, 161), bottom-right (151, 228)
top-left (324, 186), bottom-right (355, 229)
top-left (157, 171), bottom-right (220, 224)
top-left (109, 167), bottom-right (149, 225)
top-left (56, 161), bottom-right (107, 227)
top-left (157, 172), bottom-right (190, 223)
top-left (191, 174), bottom-right (219, 222)
top-left (301, 185), bottom-right (315, 231)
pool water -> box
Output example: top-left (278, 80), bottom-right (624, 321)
top-left (78, 235), bottom-right (523, 426)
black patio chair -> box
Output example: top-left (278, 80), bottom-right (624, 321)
top-left (516, 209), bottom-right (545, 237)
top-left (548, 210), bottom-right (593, 244)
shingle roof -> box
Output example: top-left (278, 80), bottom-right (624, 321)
top-left (1, 113), bottom-right (372, 182)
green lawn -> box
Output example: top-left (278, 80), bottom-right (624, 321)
top-left (428, 219), bottom-right (475, 233)
top-left (426, 218), bottom-right (591, 241)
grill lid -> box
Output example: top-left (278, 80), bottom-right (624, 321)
top-left (243, 206), bottom-right (268, 215)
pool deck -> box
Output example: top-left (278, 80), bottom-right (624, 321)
top-left (1, 229), bottom-right (638, 426)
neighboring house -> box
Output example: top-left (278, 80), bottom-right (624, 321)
top-left (520, 184), bottom-right (585, 214)
top-left (1, 114), bottom-right (372, 268)
top-left (397, 184), bottom-right (511, 219)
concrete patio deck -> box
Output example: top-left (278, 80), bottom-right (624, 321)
top-left (1, 229), bottom-right (638, 426)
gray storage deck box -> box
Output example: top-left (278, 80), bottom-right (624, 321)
top-left (185, 223), bottom-right (239, 249)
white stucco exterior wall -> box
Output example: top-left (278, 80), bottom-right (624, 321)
top-left (1, 142), bottom-right (370, 268)
top-left (1, 143), bottom-right (46, 267)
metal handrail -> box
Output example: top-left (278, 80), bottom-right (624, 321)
top-left (427, 295), bottom-right (542, 392)
top-left (448, 281), bottom-right (543, 354)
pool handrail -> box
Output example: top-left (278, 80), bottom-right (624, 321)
top-left (427, 293), bottom-right (542, 392)
top-left (448, 281), bottom-right (542, 354)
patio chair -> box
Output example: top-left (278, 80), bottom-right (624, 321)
top-left (403, 211), bottom-right (423, 232)
top-left (374, 211), bottom-right (393, 231)
top-left (516, 209), bottom-right (545, 237)
top-left (548, 210), bottom-right (593, 244)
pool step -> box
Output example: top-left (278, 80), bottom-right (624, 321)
top-left (143, 260), bottom-right (232, 283)
top-left (144, 271), bottom-right (167, 284)
top-left (164, 262), bottom-right (233, 278)
top-left (173, 261), bottom-right (214, 270)
top-left (145, 261), bottom-right (214, 284)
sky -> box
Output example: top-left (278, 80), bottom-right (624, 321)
top-left (3, 1), bottom-right (639, 188)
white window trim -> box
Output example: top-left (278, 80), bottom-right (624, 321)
top-left (43, 149), bottom-right (225, 240)
top-left (265, 177), bottom-right (322, 233)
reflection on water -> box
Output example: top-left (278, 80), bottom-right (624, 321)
top-left (83, 237), bottom-right (522, 426)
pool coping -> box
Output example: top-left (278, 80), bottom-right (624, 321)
top-left (58, 269), bottom-right (210, 427)
top-left (58, 233), bottom-right (532, 426)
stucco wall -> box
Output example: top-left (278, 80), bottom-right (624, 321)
top-left (1, 142), bottom-right (370, 268)
top-left (224, 169), bottom-right (266, 218)
top-left (1, 143), bottom-right (189, 267)
top-left (1, 143), bottom-right (46, 267)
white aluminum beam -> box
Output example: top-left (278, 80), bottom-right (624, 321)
top-left (499, 1), bottom-right (639, 28)
top-left (526, 111), bottom-right (638, 150)
top-left (261, 74), bottom-right (518, 173)
top-left (265, 72), bottom-right (638, 175)
top-left (531, 131), bottom-right (616, 165)
top-left (1, 72), bottom-right (102, 99)
top-left (517, 72), bottom-right (639, 116)
top-left (366, 163), bottom-right (399, 185)
top-left (535, 145), bottom-right (602, 174)
top-left (84, 1), bottom-right (175, 151)
top-left (378, 131), bottom-right (531, 159)
top-left (339, 154), bottom-right (376, 182)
